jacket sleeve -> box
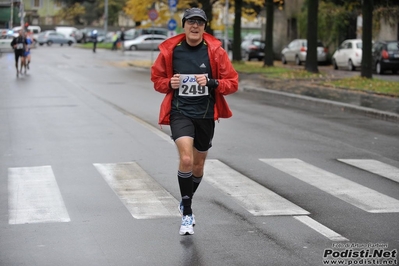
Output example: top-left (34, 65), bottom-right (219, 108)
top-left (10, 38), bottom-right (15, 48)
top-left (213, 48), bottom-right (239, 96)
top-left (151, 52), bottom-right (172, 94)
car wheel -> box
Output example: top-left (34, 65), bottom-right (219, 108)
top-left (281, 55), bottom-right (287, 64)
top-left (130, 45), bottom-right (137, 51)
top-left (60, 43), bottom-right (64, 46)
top-left (332, 59), bottom-right (338, 70)
top-left (348, 59), bottom-right (355, 71)
top-left (295, 55), bottom-right (301, 65)
top-left (376, 61), bottom-right (383, 74)
top-left (39, 43), bottom-right (43, 46)
top-left (47, 41), bottom-right (53, 46)
top-left (68, 41), bottom-right (73, 46)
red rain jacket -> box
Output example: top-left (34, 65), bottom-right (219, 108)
top-left (151, 33), bottom-right (239, 125)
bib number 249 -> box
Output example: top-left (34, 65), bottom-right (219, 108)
top-left (180, 84), bottom-right (207, 96)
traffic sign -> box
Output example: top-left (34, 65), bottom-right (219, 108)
top-left (168, 0), bottom-right (177, 11)
top-left (167, 19), bottom-right (177, 31)
top-left (148, 9), bottom-right (158, 21)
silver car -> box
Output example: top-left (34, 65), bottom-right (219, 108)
top-left (123, 34), bottom-right (167, 51)
top-left (37, 31), bottom-right (76, 46)
top-left (0, 34), bottom-right (15, 53)
top-left (281, 39), bottom-right (328, 65)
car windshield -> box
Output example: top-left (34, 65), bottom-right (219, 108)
top-left (387, 42), bottom-right (399, 51)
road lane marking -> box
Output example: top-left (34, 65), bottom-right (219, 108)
top-left (338, 159), bottom-right (399, 183)
top-left (294, 216), bottom-right (349, 242)
top-left (8, 166), bottom-right (70, 224)
top-left (204, 159), bottom-right (310, 216)
top-left (260, 158), bottom-right (399, 213)
top-left (94, 162), bottom-right (180, 219)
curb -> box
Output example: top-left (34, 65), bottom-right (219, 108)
top-left (242, 86), bottom-right (399, 123)
top-left (127, 60), bottom-right (399, 123)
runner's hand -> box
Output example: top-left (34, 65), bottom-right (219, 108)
top-left (170, 74), bottom-right (180, 89)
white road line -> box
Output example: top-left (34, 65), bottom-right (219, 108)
top-left (260, 158), bottom-right (399, 213)
top-left (204, 159), bottom-right (310, 216)
top-left (94, 162), bottom-right (180, 219)
top-left (294, 216), bottom-right (349, 242)
top-left (8, 166), bottom-right (70, 224)
top-left (338, 159), bottom-right (399, 183)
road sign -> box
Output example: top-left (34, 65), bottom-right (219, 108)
top-left (148, 9), bottom-right (158, 21)
top-left (168, 0), bottom-right (177, 11)
top-left (167, 19), bottom-right (177, 31)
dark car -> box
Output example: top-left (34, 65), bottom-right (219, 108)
top-left (241, 39), bottom-right (265, 61)
top-left (372, 40), bottom-right (399, 74)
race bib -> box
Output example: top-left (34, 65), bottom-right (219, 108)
top-left (179, 74), bottom-right (209, 97)
top-left (16, 43), bottom-right (24, 49)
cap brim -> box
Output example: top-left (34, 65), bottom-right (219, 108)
top-left (184, 14), bottom-right (207, 22)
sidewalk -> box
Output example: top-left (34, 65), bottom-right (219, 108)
top-left (127, 59), bottom-right (399, 123)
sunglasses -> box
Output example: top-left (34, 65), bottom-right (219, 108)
top-left (186, 19), bottom-right (206, 26)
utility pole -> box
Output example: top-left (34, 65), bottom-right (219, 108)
top-left (104, 0), bottom-right (108, 34)
top-left (10, 0), bottom-right (13, 29)
top-left (224, 0), bottom-right (229, 52)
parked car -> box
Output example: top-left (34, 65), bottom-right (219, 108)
top-left (217, 38), bottom-right (233, 51)
top-left (241, 39), bottom-right (265, 61)
top-left (332, 39), bottom-right (362, 71)
top-left (124, 27), bottom-right (168, 41)
top-left (0, 34), bottom-right (15, 53)
top-left (123, 34), bottom-right (167, 51)
top-left (372, 40), bottom-right (399, 74)
top-left (281, 39), bottom-right (328, 65)
top-left (37, 31), bottom-right (75, 46)
top-left (55, 26), bottom-right (83, 43)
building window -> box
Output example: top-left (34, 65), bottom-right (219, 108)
top-left (32, 0), bottom-right (41, 8)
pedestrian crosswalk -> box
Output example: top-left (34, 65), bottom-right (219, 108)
top-left (5, 158), bottom-right (399, 241)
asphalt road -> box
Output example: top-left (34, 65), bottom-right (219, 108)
top-left (0, 46), bottom-right (398, 266)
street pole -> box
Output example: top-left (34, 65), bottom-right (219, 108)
top-left (224, 0), bottom-right (229, 51)
top-left (104, 0), bottom-right (108, 34)
top-left (20, 1), bottom-right (24, 28)
top-left (10, 0), bottom-right (13, 29)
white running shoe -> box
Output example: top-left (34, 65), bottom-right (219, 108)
top-left (179, 215), bottom-right (194, 235)
top-left (178, 202), bottom-right (195, 226)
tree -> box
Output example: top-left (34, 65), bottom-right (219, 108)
top-left (305, 0), bottom-right (319, 73)
top-left (232, 0), bottom-right (243, 61)
top-left (361, 0), bottom-right (373, 78)
top-left (263, 0), bottom-right (274, 66)
top-left (56, 3), bottom-right (86, 25)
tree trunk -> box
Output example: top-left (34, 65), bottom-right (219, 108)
top-left (305, 0), bottom-right (319, 73)
top-left (263, 0), bottom-right (274, 66)
top-left (200, 0), bottom-right (214, 35)
top-left (361, 0), bottom-right (373, 79)
top-left (233, 0), bottom-right (243, 61)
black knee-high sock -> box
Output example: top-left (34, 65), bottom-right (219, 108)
top-left (192, 175), bottom-right (203, 197)
top-left (178, 170), bottom-right (192, 215)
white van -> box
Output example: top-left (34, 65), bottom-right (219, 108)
top-left (12, 25), bottom-right (41, 45)
top-left (55, 26), bottom-right (83, 42)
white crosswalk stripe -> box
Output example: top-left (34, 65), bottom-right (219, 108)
top-left (204, 159), bottom-right (310, 216)
top-left (93, 162), bottom-right (180, 219)
top-left (260, 158), bottom-right (399, 213)
top-left (338, 159), bottom-right (399, 183)
top-left (8, 166), bottom-right (70, 225)
top-left (6, 158), bottom-right (398, 241)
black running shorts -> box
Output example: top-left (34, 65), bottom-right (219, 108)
top-left (14, 50), bottom-right (25, 63)
top-left (170, 112), bottom-right (215, 152)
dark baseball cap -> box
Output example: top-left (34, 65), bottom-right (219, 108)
top-left (183, 8), bottom-right (208, 22)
